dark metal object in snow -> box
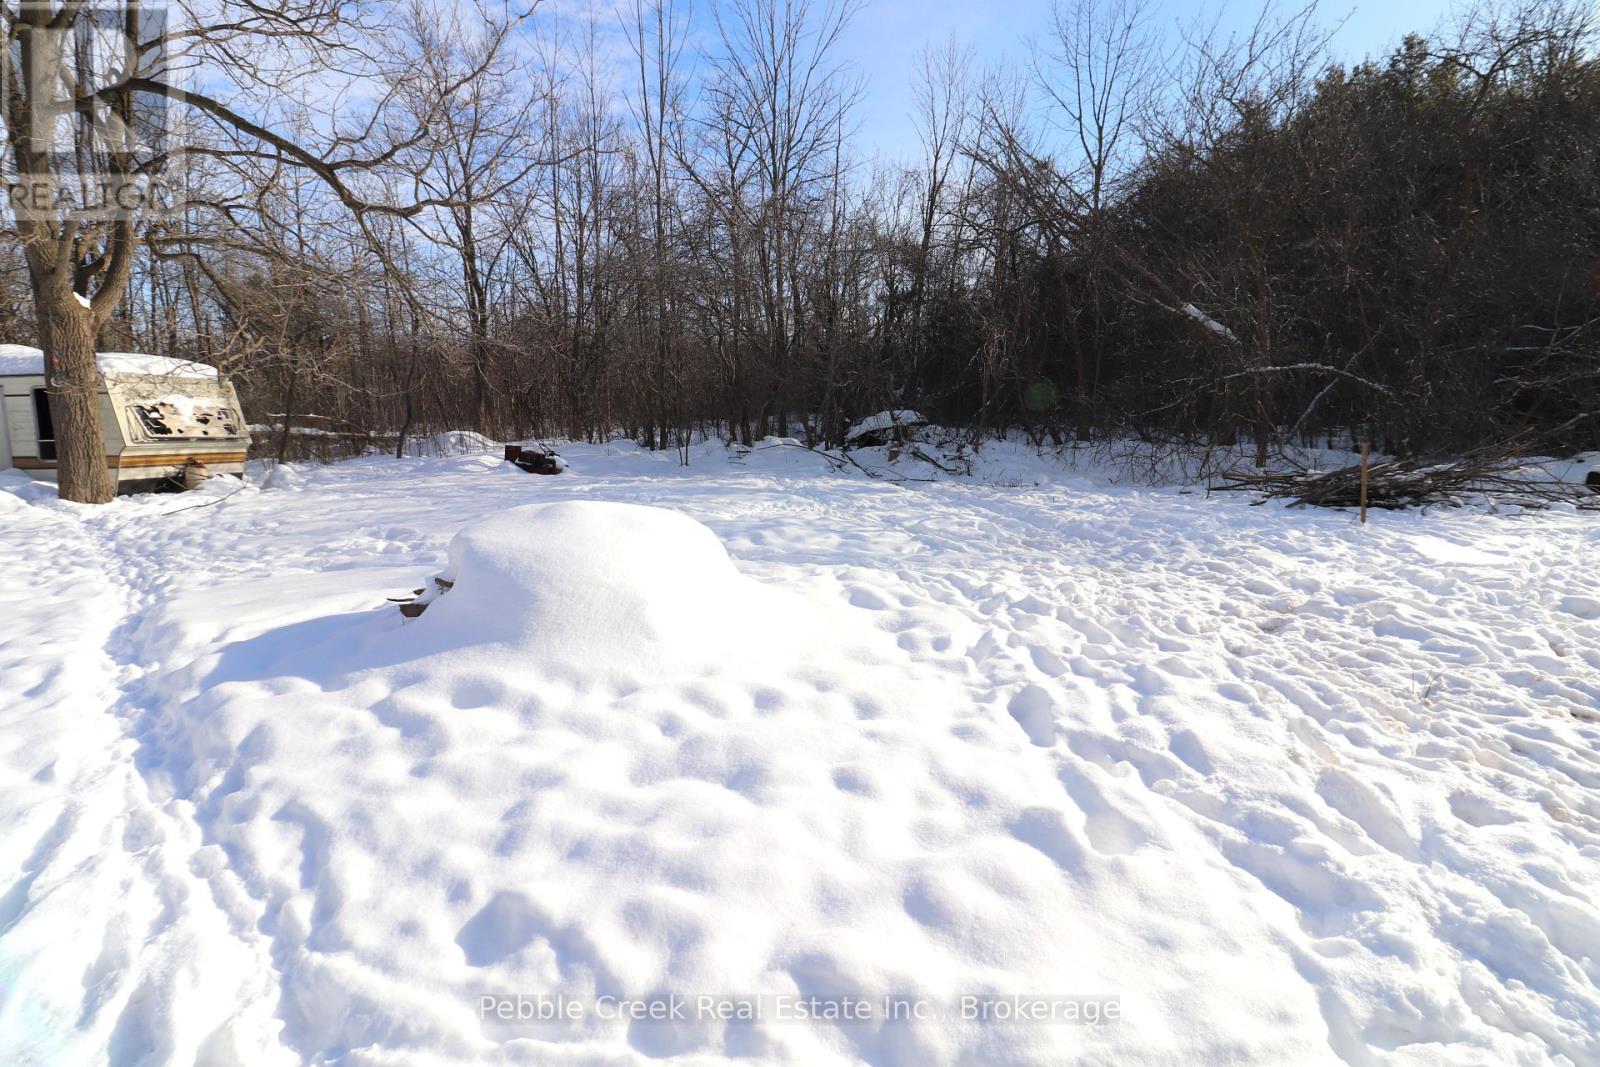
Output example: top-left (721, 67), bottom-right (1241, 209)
top-left (391, 576), bottom-right (454, 617)
top-left (1587, 470), bottom-right (1600, 493)
top-left (504, 444), bottom-right (563, 474)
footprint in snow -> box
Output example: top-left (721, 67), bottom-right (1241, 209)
top-left (1058, 771), bottom-right (1153, 856)
top-left (1007, 685), bottom-right (1057, 746)
top-left (1449, 791), bottom-right (1519, 828)
top-left (846, 585), bottom-right (891, 610)
top-left (456, 891), bottom-right (542, 967)
top-left (1557, 595), bottom-right (1600, 620)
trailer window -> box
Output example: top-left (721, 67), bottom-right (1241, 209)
top-left (31, 389), bottom-right (55, 461)
top-left (130, 401), bottom-right (241, 440)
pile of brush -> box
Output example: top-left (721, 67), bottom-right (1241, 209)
top-left (1217, 440), bottom-right (1599, 511)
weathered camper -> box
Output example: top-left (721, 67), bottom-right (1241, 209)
top-left (0, 345), bottom-right (249, 494)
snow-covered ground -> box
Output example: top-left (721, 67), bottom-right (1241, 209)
top-left (2, 440), bottom-right (1598, 1066)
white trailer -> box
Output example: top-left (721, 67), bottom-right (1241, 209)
top-left (1, 344), bottom-right (250, 494)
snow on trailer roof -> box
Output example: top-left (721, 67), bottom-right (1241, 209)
top-left (0, 344), bottom-right (219, 379)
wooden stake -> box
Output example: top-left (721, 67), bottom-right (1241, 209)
top-left (1359, 442), bottom-right (1371, 524)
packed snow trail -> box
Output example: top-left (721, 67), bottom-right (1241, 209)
top-left (1, 442), bottom-right (1597, 1066)
top-left (0, 482), bottom-right (290, 1065)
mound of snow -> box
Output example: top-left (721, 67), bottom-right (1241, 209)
top-left (0, 471), bottom-right (35, 512)
top-left (0, 468), bottom-right (57, 504)
top-left (403, 430), bottom-right (499, 457)
top-left (259, 463), bottom-right (307, 491)
top-left (845, 409), bottom-right (926, 443)
top-left (409, 501), bottom-right (774, 677)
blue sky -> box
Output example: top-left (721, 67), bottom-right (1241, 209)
top-left (834, 0), bottom-right (1465, 162)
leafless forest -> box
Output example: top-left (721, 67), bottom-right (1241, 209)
top-left (4, 0), bottom-right (1598, 492)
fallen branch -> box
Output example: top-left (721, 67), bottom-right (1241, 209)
top-left (747, 441), bottom-right (942, 483)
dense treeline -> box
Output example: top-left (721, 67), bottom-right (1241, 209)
top-left (5, 0), bottom-right (1597, 469)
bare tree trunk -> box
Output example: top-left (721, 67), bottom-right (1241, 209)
top-left (397, 378), bottom-right (416, 459)
top-left (39, 307), bottom-right (114, 503)
top-left (278, 365), bottom-right (299, 465)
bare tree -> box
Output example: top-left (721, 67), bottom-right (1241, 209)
top-left (907, 38), bottom-right (971, 381)
top-left (622, 0), bottom-right (691, 452)
top-left (396, 0), bottom-right (540, 432)
top-left (707, 0), bottom-right (860, 437)
top-left (1034, 0), bottom-right (1159, 431)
